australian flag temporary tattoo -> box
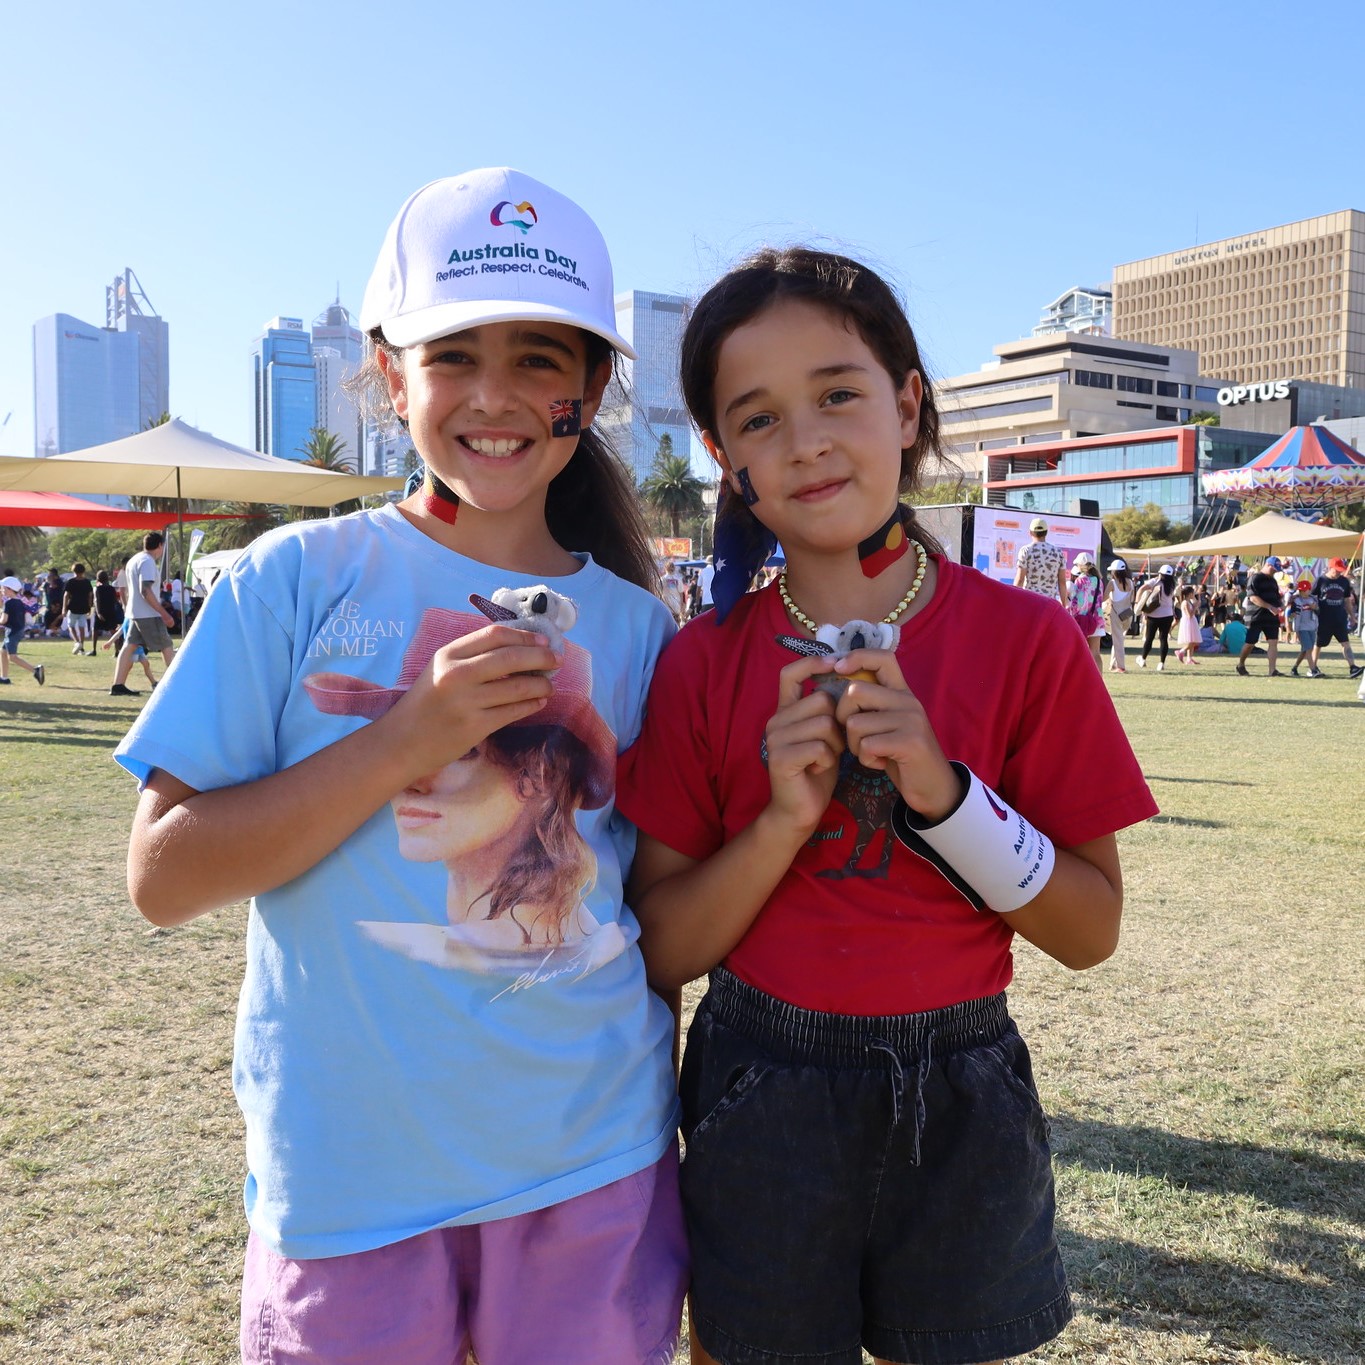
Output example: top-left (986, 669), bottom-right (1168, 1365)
top-left (736, 467), bottom-right (760, 506)
top-left (550, 398), bottom-right (582, 437)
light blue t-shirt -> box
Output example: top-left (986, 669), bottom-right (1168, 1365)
top-left (116, 505), bottom-right (679, 1259)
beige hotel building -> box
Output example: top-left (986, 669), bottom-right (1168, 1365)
top-left (1112, 210), bottom-right (1365, 390)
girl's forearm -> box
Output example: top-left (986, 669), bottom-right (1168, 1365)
top-left (635, 809), bottom-right (811, 991)
top-left (1001, 836), bottom-right (1122, 970)
top-left (129, 712), bottom-right (426, 926)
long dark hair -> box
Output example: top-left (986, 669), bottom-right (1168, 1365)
top-left (349, 331), bottom-right (659, 595)
top-left (680, 246), bottom-right (946, 559)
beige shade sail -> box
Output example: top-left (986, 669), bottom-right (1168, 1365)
top-left (0, 419), bottom-right (402, 506)
top-left (1115, 510), bottom-right (1362, 563)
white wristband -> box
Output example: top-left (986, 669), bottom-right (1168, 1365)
top-left (891, 763), bottom-right (1056, 913)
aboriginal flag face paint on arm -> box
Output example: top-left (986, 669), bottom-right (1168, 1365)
top-left (858, 509), bottom-right (909, 579)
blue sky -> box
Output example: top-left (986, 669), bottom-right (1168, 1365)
top-left (3, 0), bottom-right (1361, 460)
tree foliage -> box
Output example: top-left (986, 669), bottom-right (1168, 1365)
top-left (298, 427), bottom-right (354, 471)
top-left (1103, 502), bottom-right (1191, 549)
top-left (639, 437), bottom-right (706, 538)
top-left (906, 479), bottom-right (983, 506)
top-left (0, 526), bottom-right (47, 576)
top-left (42, 528), bottom-right (147, 576)
top-left (1190, 411), bottom-right (1220, 426)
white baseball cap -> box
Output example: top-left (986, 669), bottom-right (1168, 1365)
top-left (1029, 517), bottom-right (1048, 532)
top-left (1, 576), bottom-right (22, 591)
top-left (360, 168), bottom-right (636, 358)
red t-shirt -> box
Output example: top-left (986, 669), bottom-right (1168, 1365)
top-left (617, 557), bottom-right (1158, 1014)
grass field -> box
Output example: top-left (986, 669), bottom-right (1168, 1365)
top-left (2, 636), bottom-right (1363, 1364)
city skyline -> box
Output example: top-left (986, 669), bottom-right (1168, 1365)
top-left (4, 1), bottom-right (1362, 467)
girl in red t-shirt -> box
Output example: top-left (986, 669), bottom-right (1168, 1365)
top-left (617, 248), bottom-right (1156, 1365)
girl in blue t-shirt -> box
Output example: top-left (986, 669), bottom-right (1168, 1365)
top-left (118, 170), bottom-right (686, 1364)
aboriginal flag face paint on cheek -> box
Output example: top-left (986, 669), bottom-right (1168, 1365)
top-left (858, 509), bottom-right (909, 579)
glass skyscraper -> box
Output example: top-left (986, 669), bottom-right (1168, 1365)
top-left (32, 268), bottom-right (169, 456)
top-left (252, 317), bottom-right (317, 461)
top-left (312, 300), bottom-right (365, 470)
top-left (601, 291), bottom-right (694, 484)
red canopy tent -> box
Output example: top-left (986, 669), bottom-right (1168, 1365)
top-left (0, 490), bottom-right (243, 530)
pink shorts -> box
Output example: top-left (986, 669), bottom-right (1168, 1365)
top-left (241, 1146), bottom-right (686, 1365)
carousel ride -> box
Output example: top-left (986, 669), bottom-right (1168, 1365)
top-left (1201, 424), bottom-right (1365, 517)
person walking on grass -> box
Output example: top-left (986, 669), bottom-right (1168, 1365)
top-left (1311, 557), bottom-right (1362, 679)
top-left (1238, 555), bottom-right (1284, 677)
top-left (61, 562), bottom-right (94, 655)
top-left (1174, 585), bottom-right (1202, 666)
top-left (1014, 516), bottom-right (1068, 606)
top-left (1287, 579), bottom-right (1321, 678)
top-left (1104, 559), bottom-right (1133, 672)
top-left (1, 576), bottom-right (44, 686)
top-left (110, 532), bottom-right (175, 697)
top-left (1136, 564), bottom-right (1177, 670)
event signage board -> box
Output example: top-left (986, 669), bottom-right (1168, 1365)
top-left (971, 508), bottom-right (1102, 586)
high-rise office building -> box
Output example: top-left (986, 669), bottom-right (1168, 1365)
top-left (600, 290), bottom-right (693, 483)
top-left (252, 317), bottom-right (317, 461)
top-left (107, 269), bottom-right (170, 428)
top-left (1112, 210), bottom-right (1365, 389)
top-left (311, 299), bottom-right (365, 469)
top-left (32, 268), bottom-right (168, 456)
top-left (1032, 286), bottom-right (1112, 338)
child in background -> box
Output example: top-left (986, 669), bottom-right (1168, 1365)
top-left (1, 576), bottom-right (44, 685)
top-left (619, 247), bottom-right (1157, 1365)
top-left (1174, 584), bottom-right (1202, 665)
top-left (116, 169), bottom-right (686, 1364)
top-left (114, 615), bottom-right (158, 689)
top-left (1287, 579), bottom-right (1321, 677)
top-left (1066, 551), bottom-right (1104, 669)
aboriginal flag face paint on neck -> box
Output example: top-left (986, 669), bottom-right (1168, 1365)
top-left (858, 509), bottom-right (909, 579)
top-left (419, 472), bottom-right (461, 525)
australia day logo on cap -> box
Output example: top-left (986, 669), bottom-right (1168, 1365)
top-left (489, 199), bottom-right (537, 233)
top-left (361, 167), bottom-right (635, 357)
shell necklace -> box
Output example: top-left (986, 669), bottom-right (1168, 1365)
top-left (777, 540), bottom-right (928, 634)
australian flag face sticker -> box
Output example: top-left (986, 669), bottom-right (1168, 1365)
top-left (549, 399), bottom-right (582, 438)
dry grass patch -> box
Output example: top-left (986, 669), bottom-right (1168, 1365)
top-left (3, 640), bottom-right (1363, 1362)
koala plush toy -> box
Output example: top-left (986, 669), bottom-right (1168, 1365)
top-left (470, 586), bottom-right (579, 667)
top-left (775, 619), bottom-right (900, 698)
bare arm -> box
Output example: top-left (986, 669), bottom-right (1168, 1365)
top-left (1002, 833), bottom-right (1122, 969)
top-left (128, 626), bottom-right (559, 926)
top-left (1056, 563), bottom-right (1069, 607)
top-left (140, 579), bottom-right (173, 625)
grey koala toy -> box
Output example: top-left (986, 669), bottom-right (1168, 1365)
top-left (775, 620), bottom-right (900, 698)
top-left (470, 586), bottom-right (579, 663)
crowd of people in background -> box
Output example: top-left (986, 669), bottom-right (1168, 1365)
top-left (1019, 517), bottom-right (1362, 696)
top-left (1, 532), bottom-right (206, 692)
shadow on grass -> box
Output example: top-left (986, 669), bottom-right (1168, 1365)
top-left (1121, 693), bottom-right (1361, 709)
top-left (1063, 1226), bottom-right (1362, 1363)
top-left (1054, 1116), bottom-right (1365, 1361)
top-left (1143, 774), bottom-right (1255, 787)
top-left (1146, 813), bottom-right (1225, 828)
top-left (1053, 1114), bottom-right (1364, 1226)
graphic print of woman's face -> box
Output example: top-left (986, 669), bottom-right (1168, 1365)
top-left (391, 740), bottom-right (540, 865)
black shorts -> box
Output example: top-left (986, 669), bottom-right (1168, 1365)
top-left (1317, 612), bottom-right (1352, 647)
top-left (680, 969), bottom-right (1072, 1365)
top-left (1245, 610), bottom-right (1280, 645)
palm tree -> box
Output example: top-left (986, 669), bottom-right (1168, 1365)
top-left (298, 427), bottom-right (354, 472)
top-left (294, 427), bottom-right (359, 520)
top-left (201, 503), bottom-right (285, 551)
top-left (639, 437), bottom-right (705, 538)
top-left (0, 525), bottom-right (45, 567)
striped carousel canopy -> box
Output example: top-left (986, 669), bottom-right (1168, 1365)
top-left (1202, 424), bottom-right (1365, 509)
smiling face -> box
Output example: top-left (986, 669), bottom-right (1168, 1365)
top-left (380, 320), bottom-right (610, 533)
top-left (390, 740), bottom-right (540, 867)
top-left (706, 298), bottom-right (921, 561)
